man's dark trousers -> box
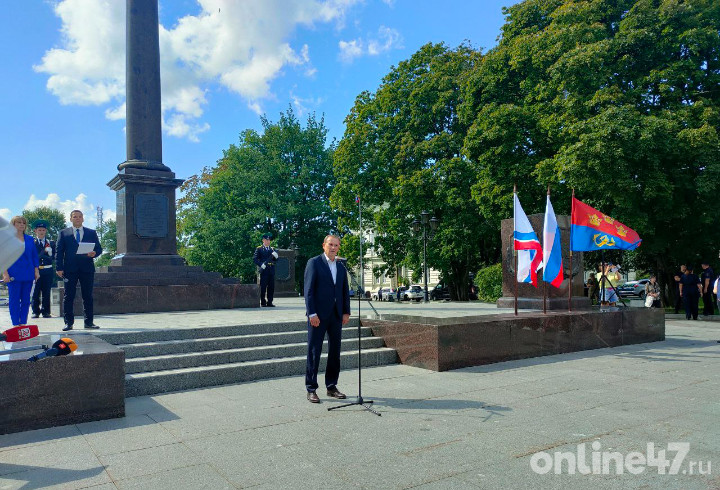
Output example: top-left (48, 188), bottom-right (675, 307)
top-left (32, 271), bottom-right (53, 316)
top-left (305, 312), bottom-right (342, 392)
top-left (63, 271), bottom-right (95, 326)
top-left (260, 270), bottom-right (275, 305)
top-left (702, 291), bottom-right (715, 315)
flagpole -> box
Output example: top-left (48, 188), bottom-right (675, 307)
top-left (543, 185), bottom-right (549, 314)
top-left (569, 189), bottom-right (574, 312)
top-left (514, 184), bottom-right (518, 316)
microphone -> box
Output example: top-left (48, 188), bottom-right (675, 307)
top-left (27, 338), bottom-right (77, 362)
top-left (1, 325), bottom-right (40, 343)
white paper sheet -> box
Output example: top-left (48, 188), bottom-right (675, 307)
top-left (76, 242), bottom-right (95, 254)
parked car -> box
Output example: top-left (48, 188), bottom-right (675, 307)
top-left (403, 285), bottom-right (425, 302)
top-left (371, 287), bottom-right (396, 301)
top-left (430, 282), bottom-right (451, 301)
top-left (616, 279), bottom-right (649, 299)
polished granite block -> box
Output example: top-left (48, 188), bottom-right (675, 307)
top-left (0, 334), bottom-right (125, 434)
top-left (60, 283), bottom-right (259, 315)
top-left (366, 308), bottom-right (665, 372)
top-left (366, 321), bottom-right (440, 370)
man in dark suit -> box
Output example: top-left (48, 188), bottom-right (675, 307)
top-left (31, 220), bottom-right (55, 318)
top-left (253, 233), bottom-right (278, 307)
top-left (304, 235), bottom-right (351, 403)
top-left (56, 210), bottom-right (102, 331)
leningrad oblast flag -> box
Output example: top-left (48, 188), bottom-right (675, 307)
top-left (542, 195), bottom-right (564, 288)
top-left (570, 197), bottom-right (641, 252)
top-left (514, 193), bottom-right (543, 287)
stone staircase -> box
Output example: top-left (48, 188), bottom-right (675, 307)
top-left (95, 319), bottom-right (397, 397)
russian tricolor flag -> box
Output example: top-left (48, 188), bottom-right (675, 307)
top-left (542, 195), bottom-right (564, 288)
top-left (514, 193), bottom-right (543, 287)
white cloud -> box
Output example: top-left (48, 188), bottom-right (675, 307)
top-left (0, 209), bottom-right (11, 220)
top-left (291, 92), bottom-right (324, 117)
top-left (339, 39), bottom-right (363, 63)
top-left (35, 0), bottom-right (363, 142)
top-left (23, 193), bottom-right (113, 229)
top-left (338, 25), bottom-right (402, 63)
top-left (368, 26), bottom-right (403, 55)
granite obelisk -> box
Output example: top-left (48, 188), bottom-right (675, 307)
top-left (107, 0), bottom-right (183, 265)
top-left (56, 0), bottom-right (259, 315)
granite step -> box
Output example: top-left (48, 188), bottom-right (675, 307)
top-left (96, 320), bottom-right (349, 344)
top-left (119, 327), bottom-right (374, 358)
top-left (125, 348), bottom-right (398, 397)
top-left (125, 337), bottom-right (386, 373)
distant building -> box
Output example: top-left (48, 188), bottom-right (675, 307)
top-left (355, 230), bottom-right (440, 295)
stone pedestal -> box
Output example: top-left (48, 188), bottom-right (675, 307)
top-left (0, 334), bottom-right (125, 434)
top-left (108, 168), bottom-right (183, 256)
top-left (497, 214), bottom-right (590, 310)
top-left (67, 168), bottom-right (259, 315)
top-left (366, 308), bottom-right (664, 372)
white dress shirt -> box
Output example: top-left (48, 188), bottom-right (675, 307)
top-left (324, 253), bottom-right (337, 284)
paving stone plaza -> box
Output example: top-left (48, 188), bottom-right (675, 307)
top-left (1, 299), bottom-right (718, 489)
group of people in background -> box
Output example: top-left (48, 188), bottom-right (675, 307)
top-left (674, 262), bottom-right (717, 321)
top-left (1, 210), bottom-right (102, 329)
top-left (584, 260), bottom-right (718, 319)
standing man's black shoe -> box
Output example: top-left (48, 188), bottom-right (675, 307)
top-left (267, 303), bottom-right (276, 307)
top-left (42, 314), bottom-right (52, 318)
top-left (84, 324), bottom-right (100, 329)
top-left (62, 325), bottom-right (73, 331)
top-left (31, 313), bottom-right (40, 319)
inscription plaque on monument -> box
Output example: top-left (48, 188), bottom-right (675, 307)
top-left (135, 193), bottom-right (168, 238)
top-left (275, 257), bottom-right (290, 281)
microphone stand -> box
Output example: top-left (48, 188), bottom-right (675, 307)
top-left (328, 199), bottom-right (381, 416)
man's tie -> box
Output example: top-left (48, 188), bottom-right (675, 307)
top-left (75, 229), bottom-right (80, 243)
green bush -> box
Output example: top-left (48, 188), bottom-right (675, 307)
top-left (475, 263), bottom-right (503, 302)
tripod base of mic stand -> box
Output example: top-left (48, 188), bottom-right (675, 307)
top-left (327, 396), bottom-right (381, 416)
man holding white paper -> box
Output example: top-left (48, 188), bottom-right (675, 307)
top-left (56, 210), bottom-right (102, 331)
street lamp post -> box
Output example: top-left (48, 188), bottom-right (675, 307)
top-left (411, 211), bottom-right (439, 302)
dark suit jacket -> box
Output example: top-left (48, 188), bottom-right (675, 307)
top-left (56, 227), bottom-right (102, 274)
top-left (304, 254), bottom-right (351, 321)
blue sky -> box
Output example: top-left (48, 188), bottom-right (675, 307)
top-left (0, 0), bottom-right (516, 228)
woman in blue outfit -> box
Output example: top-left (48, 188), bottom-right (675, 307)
top-left (2, 216), bottom-right (39, 326)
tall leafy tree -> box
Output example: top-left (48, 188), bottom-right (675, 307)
top-left (461, 0), bottom-right (720, 300)
top-left (22, 206), bottom-right (66, 239)
top-left (95, 220), bottom-right (117, 267)
top-left (178, 108), bottom-right (338, 287)
top-left (333, 43), bottom-right (484, 299)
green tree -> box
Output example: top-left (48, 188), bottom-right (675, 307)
top-left (95, 220), bottom-right (117, 267)
top-left (22, 206), bottom-right (66, 239)
top-left (333, 43), bottom-right (485, 300)
top-left (178, 108), bottom-right (338, 287)
top-left (461, 0), bottom-right (720, 302)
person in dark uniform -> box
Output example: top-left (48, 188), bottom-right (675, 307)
top-left (31, 220), bottom-right (55, 318)
top-left (253, 233), bottom-right (278, 307)
top-left (679, 265), bottom-right (702, 320)
top-left (700, 261), bottom-right (716, 316)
